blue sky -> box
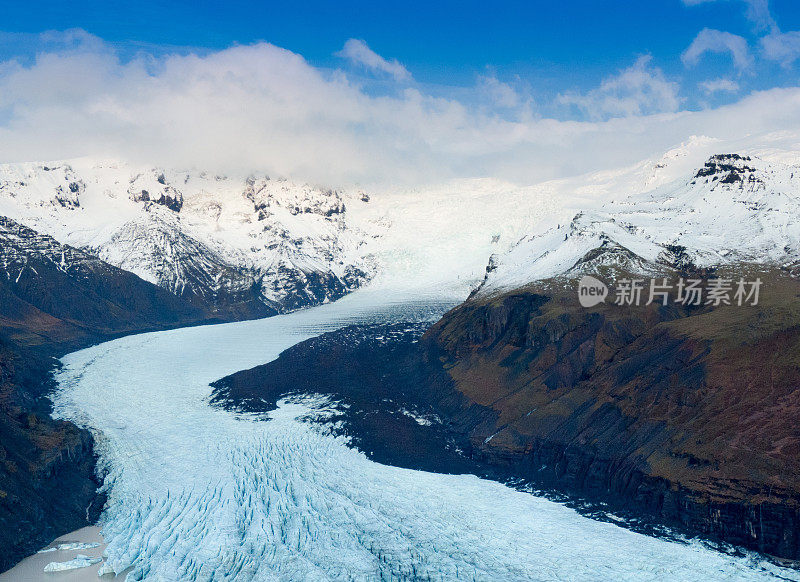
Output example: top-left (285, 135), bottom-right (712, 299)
top-left (1, 1), bottom-right (800, 184)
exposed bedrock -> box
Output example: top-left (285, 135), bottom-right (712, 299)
top-left (426, 271), bottom-right (800, 560)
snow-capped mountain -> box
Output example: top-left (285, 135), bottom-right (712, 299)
top-left (1, 215), bottom-right (95, 282)
top-left (0, 215), bottom-right (206, 346)
top-left (3, 142), bottom-right (799, 312)
top-left (0, 161), bottom-right (375, 317)
top-left (479, 153), bottom-right (800, 294)
top-left (0, 158), bottom-right (581, 307)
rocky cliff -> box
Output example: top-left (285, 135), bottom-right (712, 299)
top-left (425, 269), bottom-right (800, 560)
top-left (0, 338), bottom-right (102, 572)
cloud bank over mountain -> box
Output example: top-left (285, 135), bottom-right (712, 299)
top-left (1, 29), bottom-right (800, 187)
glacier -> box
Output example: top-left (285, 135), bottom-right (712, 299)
top-left (50, 287), bottom-right (799, 581)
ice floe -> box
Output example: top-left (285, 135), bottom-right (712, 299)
top-left (42, 554), bottom-right (102, 572)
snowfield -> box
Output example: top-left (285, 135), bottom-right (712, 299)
top-left (52, 289), bottom-right (798, 581)
top-left (480, 151), bottom-right (800, 294)
top-left (2, 137), bottom-right (800, 307)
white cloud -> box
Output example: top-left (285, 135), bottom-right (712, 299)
top-left (740, 0), bottom-right (778, 32)
top-left (477, 75), bottom-right (522, 109)
top-left (335, 39), bottom-right (411, 82)
top-left (682, 28), bottom-right (753, 71)
top-left (699, 77), bottom-right (740, 94)
top-left (2, 31), bottom-right (800, 187)
top-left (557, 56), bottom-right (681, 120)
top-left (682, 0), bottom-right (776, 33)
top-left (761, 30), bottom-right (800, 66)
top-left (683, 1), bottom-right (800, 71)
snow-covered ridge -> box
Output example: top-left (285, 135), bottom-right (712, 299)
top-left (0, 215), bottom-right (112, 282)
top-left (0, 160), bottom-right (375, 315)
top-left (0, 158), bottom-right (586, 305)
top-left (479, 153), bottom-right (800, 293)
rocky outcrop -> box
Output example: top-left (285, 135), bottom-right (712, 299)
top-left (693, 153), bottom-right (763, 189)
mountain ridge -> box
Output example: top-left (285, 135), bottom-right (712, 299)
top-left (0, 160), bottom-right (376, 318)
top-left (477, 153), bottom-right (800, 296)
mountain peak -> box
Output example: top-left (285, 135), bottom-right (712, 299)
top-left (477, 152), bottom-right (800, 295)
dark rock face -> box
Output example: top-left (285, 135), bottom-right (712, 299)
top-left (693, 154), bottom-right (763, 190)
top-left (128, 171), bottom-right (184, 213)
top-left (426, 271), bottom-right (800, 560)
top-left (695, 153), bottom-right (755, 177)
top-left (0, 216), bottom-right (215, 571)
top-left (131, 187), bottom-right (184, 212)
top-left (0, 339), bottom-right (103, 572)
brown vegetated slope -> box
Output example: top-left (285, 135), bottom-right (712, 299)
top-left (424, 270), bottom-right (800, 558)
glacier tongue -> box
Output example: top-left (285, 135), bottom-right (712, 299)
top-left (51, 289), bottom-right (795, 581)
